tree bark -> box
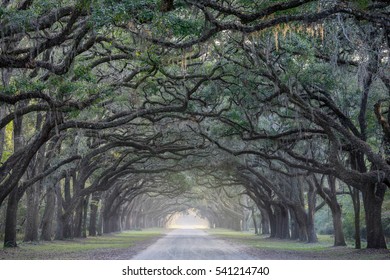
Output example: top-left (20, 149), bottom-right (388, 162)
top-left (275, 204), bottom-right (290, 239)
top-left (307, 185), bottom-right (318, 243)
top-left (268, 209), bottom-right (276, 238)
top-left (251, 207), bottom-right (259, 234)
top-left (291, 206), bottom-right (309, 242)
top-left (331, 204), bottom-right (346, 246)
top-left (317, 176), bottom-right (346, 246)
top-left (73, 200), bottom-right (83, 238)
top-left (103, 213), bottom-right (113, 234)
top-left (3, 109), bottom-right (23, 247)
top-left (3, 189), bottom-right (18, 247)
top-left (82, 196), bottom-right (89, 238)
top-left (97, 206), bottom-right (103, 236)
top-left (41, 182), bottom-right (57, 241)
top-left (23, 183), bottom-right (40, 242)
top-left (61, 173), bottom-right (74, 239)
top-left (55, 181), bottom-right (64, 240)
top-left (23, 113), bottom-right (44, 242)
top-left (0, 105), bottom-right (5, 161)
top-left (62, 214), bottom-right (73, 239)
top-left (260, 207), bottom-right (271, 235)
top-left (362, 182), bottom-right (387, 249)
top-left (352, 188), bottom-right (361, 249)
top-left (289, 210), bottom-right (300, 240)
top-left (88, 193), bottom-right (100, 236)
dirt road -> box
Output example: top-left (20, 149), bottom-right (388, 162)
top-left (132, 229), bottom-right (254, 260)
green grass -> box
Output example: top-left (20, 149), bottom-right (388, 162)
top-left (206, 228), bottom-right (390, 259)
top-left (0, 228), bottom-right (165, 259)
top-left (207, 228), bottom-right (339, 251)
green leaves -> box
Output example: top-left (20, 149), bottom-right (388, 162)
top-left (73, 65), bottom-right (97, 83)
top-left (354, 0), bottom-right (371, 10)
top-left (1, 78), bottom-right (45, 95)
top-left (76, 0), bottom-right (94, 11)
top-left (91, 0), bottom-right (157, 27)
top-left (46, 73), bottom-right (100, 101)
top-left (157, 11), bottom-right (203, 37)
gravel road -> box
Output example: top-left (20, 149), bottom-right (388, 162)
top-left (132, 229), bottom-right (254, 260)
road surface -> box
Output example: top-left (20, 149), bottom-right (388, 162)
top-left (131, 229), bottom-right (254, 260)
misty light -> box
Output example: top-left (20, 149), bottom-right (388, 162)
top-left (166, 209), bottom-right (210, 229)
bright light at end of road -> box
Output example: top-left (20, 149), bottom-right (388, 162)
top-left (167, 209), bottom-right (210, 229)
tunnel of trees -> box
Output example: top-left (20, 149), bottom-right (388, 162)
top-left (0, 0), bottom-right (389, 249)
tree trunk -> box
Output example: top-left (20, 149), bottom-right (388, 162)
top-left (23, 113), bottom-right (44, 242)
top-left (0, 105), bottom-right (5, 161)
top-left (259, 207), bottom-right (270, 235)
top-left (350, 151), bottom-right (366, 249)
top-left (41, 182), bottom-right (57, 241)
top-left (289, 210), bottom-right (300, 240)
top-left (275, 205), bottom-right (290, 239)
top-left (103, 213), bottom-right (112, 234)
top-left (352, 188), bottom-right (361, 249)
top-left (73, 201), bottom-right (83, 238)
top-left (115, 213), bottom-right (122, 232)
top-left (24, 183), bottom-right (40, 242)
top-left (330, 204), bottom-right (346, 246)
top-left (314, 176), bottom-right (346, 246)
top-left (62, 173), bottom-right (73, 239)
top-left (88, 194), bottom-right (100, 236)
top-left (268, 211), bottom-right (276, 238)
top-left (307, 185), bottom-right (318, 243)
top-left (121, 203), bottom-right (133, 230)
top-left (121, 210), bottom-right (128, 230)
top-left (55, 180), bottom-right (64, 240)
top-left (354, 48), bottom-right (384, 248)
top-left (3, 189), bottom-right (18, 247)
top-left (3, 110), bottom-right (23, 247)
top-left (242, 210), bottom-right (249, 231)
top-left (251, 207), bottom-right (258, 234)
top-left (62, 214), bottom-right (73, 239)
top-left (292, 206), bottom-right (309, 242)
top-left (97, 208), bottom-right (103, 236)
top-left (281, 206), bottom-right (290, 239)
top-left (82, 196), bottom-right (89, 238)
top-left (362, 183), bottom-right (387, 249)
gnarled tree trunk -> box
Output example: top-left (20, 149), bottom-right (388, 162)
top-left (307, 185), bottom-right (318, 243)
top-left (362, 182), bottom-right (387, 249)
top-left (41, 182), bottom-right (57, 241)
top-left (3, 110), bottom-right (23, 247)
top-left (88, 193), bottom-right (100, 236)
top-left (331, 204), bottom-right (346, 246)
top-left (3, 190), bottom-right (18, 247)
top-left (24, 183), bottom-right (40, 242)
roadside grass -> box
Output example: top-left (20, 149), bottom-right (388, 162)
top-left (207, 228), bottom-right (334, 251)
top-left (0, 228), bottom-right (165, 260)
top-left (206, 228), bottom-right (390, 259)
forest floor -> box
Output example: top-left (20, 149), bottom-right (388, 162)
top-left (0, 228), bottom-right (389, 260)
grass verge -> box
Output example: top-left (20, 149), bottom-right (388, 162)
top-left (0, 228), bottom-right (165, 260)
top-left (207, 228), bottom-right (334, 251)
top-left (206, 228), bottom-right (390, 259)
